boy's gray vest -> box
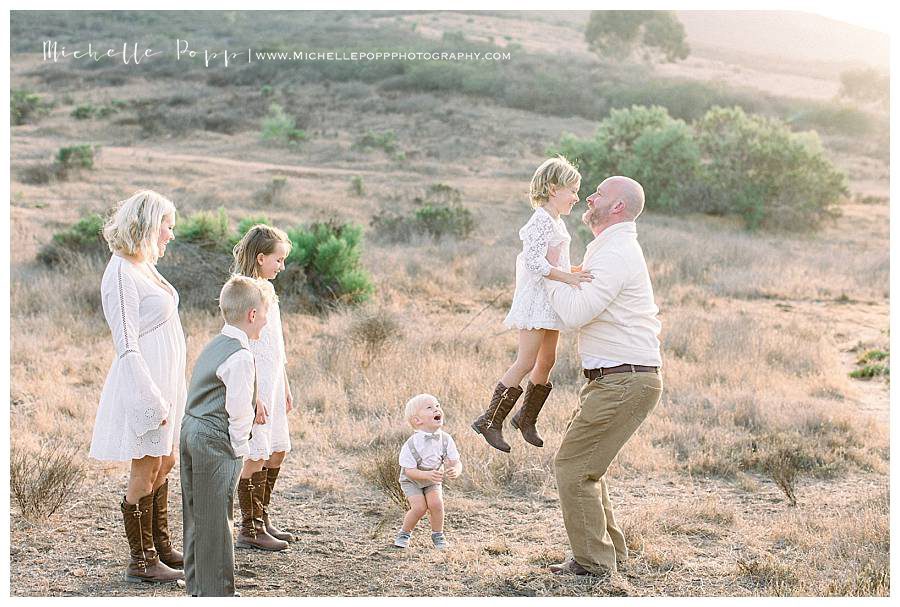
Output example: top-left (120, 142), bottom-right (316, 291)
top-left (398, 433), bottom-right (449, 489)
top-left (184, 333), bottom-right (256, 439)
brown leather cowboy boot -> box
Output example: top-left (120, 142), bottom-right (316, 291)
top-left (262, 467), bottom-right (295, 542)
top-left (510, 381), bottom-right (552, 447)
top-left (471, 382), bottom-right (524, 452)
top-left (121, 494), bottom-right (184, 583)
top-left (236, 470), bottom-right (289, 552)
top-left (151, 479), bottom-right (184, 569)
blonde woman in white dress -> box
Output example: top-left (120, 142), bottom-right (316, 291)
top-left (89, 190), bottom-right (187, 584)
top-left (230, 224), bottom-right (295, 552)
top-left (472, 157), bottom-right (593, 452)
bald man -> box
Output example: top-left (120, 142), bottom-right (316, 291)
top-left (542, 176), bottom-right (663, 577)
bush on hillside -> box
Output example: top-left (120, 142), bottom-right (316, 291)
top-left (286, 221), bottom-right (374, 308)
top-left (554, 105), bottom-right (847, 230)
top-left (38, 213), bottom-right (107, 265)
top-left (42, 210), bottom-right (375, 311)
top-left (371, 184), bottom-right (475, 242)
top-left (11, 89), bottom-right (49, 125)
top-left (695, 106), bottom-right (846, 230)
top-left (261, 103), bottom-right (307, 146)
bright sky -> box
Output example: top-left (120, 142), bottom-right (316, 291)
top-left (813, 8), bottom-right (892, 34)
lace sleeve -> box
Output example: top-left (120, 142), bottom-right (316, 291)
top-left (107, 264), bottom-right (170, 437)
top-left (521, 213), bottom-right (554, 277)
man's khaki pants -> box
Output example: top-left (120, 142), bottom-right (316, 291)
top-left (554, 370), bottom-right (662, 575)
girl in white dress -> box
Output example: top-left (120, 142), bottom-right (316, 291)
top-left (89, 190), bottom-right (186, 583)
top-left (472, 157), bottom-right (593, 452)
top-left (231, 224), bottom-right (296, 549)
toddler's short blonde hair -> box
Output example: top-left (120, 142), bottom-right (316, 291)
top-left (529, 155), bottom-right (581, 208)
top-left (218, 274), bottom-right (277, 325)
top-left (103, 190), bottom-right (176, 264)
top-left (404, 393), bottom-right (439, 428)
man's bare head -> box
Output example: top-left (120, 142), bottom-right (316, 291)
top-left (582, 176), bottom-right (645, 233)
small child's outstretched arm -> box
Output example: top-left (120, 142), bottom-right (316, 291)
top-left (404, 467), bottom-right (444, 484)
top-left (523, 214), bottom-right (593, 288)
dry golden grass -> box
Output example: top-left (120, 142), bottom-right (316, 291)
top-left (8, 14), bottom-right (889, 594)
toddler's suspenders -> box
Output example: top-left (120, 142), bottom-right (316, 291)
top-left (405, 433), bottom-right (449, 470)
top-left (406, 437), bottom-right (424, 468)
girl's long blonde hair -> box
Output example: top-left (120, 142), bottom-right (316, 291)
top-left (231, 223), bottom-right (292, 278)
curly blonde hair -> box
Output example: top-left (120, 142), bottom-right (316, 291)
top-left (231, 223), bottom-right (292, 279)
top-left (529, 155), bottom-right (581, 209)
top-left (102, 190), bottom-right (176, 264)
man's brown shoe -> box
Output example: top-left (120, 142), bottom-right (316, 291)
top-left (262, 467), bottom-right (295, 542)
top-left (151, 479), bottom-right (184, 569)
top-left (471, 382), bottom-right (523, 452)
top-left (549, 558), bottom-right (608, 577)
top-left (121, 494), bottom-right (184, 583)
top-left (236, 470), bottom-right (289, 552)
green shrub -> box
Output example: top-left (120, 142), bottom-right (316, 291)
top-left (554, 104), bottom-right (847, 230)
top-left (354, 130), bottom-right (398, 155)
top-left (858, 349), bottom-right (889, 364)
top-left (414, 203), bottom-right (475, 239)
top-left (261, 103), bottom-right (307, 146)
top-left (696, 106), bottom-right (847, 230)
top-left (849, 365), bottom-right (889, 379)
top-left (38, 213), bottom-right (107, 265)
top-left (56, 144), bottom-right (96, 171)
top-left (350, 175), bottom-right (365, 196)
top-left (621, 121), bottom-right (703, 213)
top-left (71, 104), bottom-right (96, 120)
top-left (11, 89), bottom-right (47, 125)
top-left (286, 221), bottom-right (374, 307)
top-left (371, 184), bottom-right (475, 242)
top-left (44, 210), bottom-right (372, 312)
top-left (176, 208), bottom-right (231, 249)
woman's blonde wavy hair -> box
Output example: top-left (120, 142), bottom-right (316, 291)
top-left (231, 223), bottom-right (293, 279)
top-left (102, 190), bottom-right (176, 264)
top-left (529, 155), bottom-right (581, 209)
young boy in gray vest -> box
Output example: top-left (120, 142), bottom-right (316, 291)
top-left (393, 393), bottom-right (462, 550)
top-left (180, 275), bottom-right (275, 596)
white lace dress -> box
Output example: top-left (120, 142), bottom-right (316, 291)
top-left (504, 207), bottom-right (572, 331)
top-left (246, 298), bottom-right (291, 460)
top-left (89, 255), bottom-right (187, 461)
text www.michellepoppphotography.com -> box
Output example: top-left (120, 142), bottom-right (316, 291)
top-left (41, 40), bottom-right (512, 68)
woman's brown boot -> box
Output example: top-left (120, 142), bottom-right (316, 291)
top-left (471, 382), bottom-right (524, 452)
top-left (236, 470), bottom-right (289, 552)
top-left (511, 381), bottom-right (552, 447)
top-left (121, 494), bottom-right (184, 583)
top-left (262, 467), bottom-right (295, 542)
top-left (151, 479), bottom-right (184, 569)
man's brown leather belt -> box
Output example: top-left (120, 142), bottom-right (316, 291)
top-left (583, 365), bottom-right (660, 381)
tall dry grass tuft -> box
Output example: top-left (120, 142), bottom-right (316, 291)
top-left (359, 443), bottom-right (408, 511)
top-left (11, 442), bottom-right (86, 521)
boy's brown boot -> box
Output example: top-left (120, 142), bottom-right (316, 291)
top-left (262, 467), bottom-right (295, 542)
top-left (151, 479), bottom-right (184, 568)
top-left (121, 494), bottom-right (184, 583)
top-left (471, 382), bottom-right (524, 452)
top-left (511, 381), bottom-right (552, 447)
top-left (236, 470), bottom-right (289, 552)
